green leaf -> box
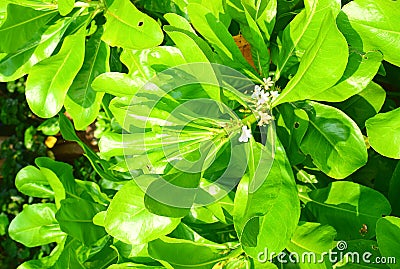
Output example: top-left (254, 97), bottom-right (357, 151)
top-left (300, 181), bottom-right (392, 240)
top-left (311, 51), bottom-right (383, 102)
top-left (273, 0), bottom-right (341, 78)
top-left (276, 103), bottom-right (309, 165)
top-left (25, 28), bottom-right (85, 118)
top-left (339, 0), bottom-right (400, 67)
top-left (366, 107), bottom-right (400, 159)
top-left (334, 82), bottom-right (386, 128)
top-left (148, 237), bottom-right (230, 269)
top-left (233, 138), bottom-right (300, 258)
top-left (8, 203), bottom-right (65, 247)
top-left (37, 117), bottom-right (60, 135)
top-left (108, 263), bottom-right (165, 269)
top-left (272, 12), bottom-right (348, 106)
top-left (0, 15), bottom-right (71, 82)
top-left (389, 162), bottom-right (400, 216)
top-left (52, 237), bottom-right (86, 269)
top-left (58, 0), bottom-right (74, 16)
top-left (0, 213), bottom-right (9, 236)
top-left (92, 46), bottom-right (185, 97)
top-left (286, 222), bottom-right (336, 268)
top-left (376, 216), bottom-right (400, 269)
top-left (288, 222), bottom-right (337, 254)
top-left (299, 101), bottom-right (367, 179)
top-left (15, 165), bottom-right (54, 198)
top-left (0, 4), bottom-right (58, 53)
top-left (241, 4), bottom-right (271, 76)
top-left (187, 3), bottom-right (256, 76)
top-left (56, 198), bottom-right (107, 245)
top-left (104, 180), bottom-right (180, 245)
top-left (65, 27), bottom-right (110, 130)
top-left (102, 0), bottom-right (163, 49)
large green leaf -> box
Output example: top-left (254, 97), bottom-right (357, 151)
top-left (25, 28), bottom-right (85, 118)
top-left (104, 180), bottom-right (180, 245)
top-left (311, 51), bottom-right (383, 102)
top-left (299, 102), bottom-right (367, 179)
top-left (15, 165), bottom-right (54, 198)
top-left (55, 198), bottom-right (107, 246)
top-left (334, 82), bottom-right (386, 128)
top-left (148, 237), bottom-right (231, 269)
top-left (92, 46), bottom-right (185, 97)
top-left (287, 222), bottom-right (336, 268)
top-left (187, 3), bottom-right (257, 78)
top-left (233, 138), bottom-right (300, 258)
top-left (273, 0), bottom-right (341, 79)
top-left (102, 0), bottom-right (163, 49)
top-left (339, 0), bottom-right (400, 67)
top-left (376, 216), bottom-right (400, 269)
top-left (8, 203), bottom-right (65, 247)
top-left (0, 4), bottom-right (58, 53)
top-left (0, 15), bottom-right (71, 82)
top-left (57, 0), bottom-right (74, 16)
top-left (366, 107), bottom-right (400, 159)
top-left (272, 12), bottom-right (348, 106)
top-left (65, 27), bottom-right (110, 130)
top-left (300, 181), bottom-right (392, 240)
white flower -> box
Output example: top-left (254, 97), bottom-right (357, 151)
top-left (270, 90), bottom-right (279, 101)
top-left (257, 112), bottom-right (273, 126)
top-left (263, 77), bottom-right (274, 89)
top-left (257, 90), bottom-right (270, 105)
top-left (251, 85), bottom-right (262, 99)
top-left (239, 125), bottom-right (252, 143)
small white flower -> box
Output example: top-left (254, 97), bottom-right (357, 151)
top-left (239, 125), bottom-right (252, 143)
top-left (270, 90), bottom-right (279, 101)
top-left (257, 90), bottom-right (270, 105)
top-left (263, 77), bottom-right (274, 89)
top-left (258, 111), bottom-right (273, 126)
top-left (251, 85), bottom-right (262, 99)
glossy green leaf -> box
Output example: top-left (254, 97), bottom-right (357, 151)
top-left (92, 46), bottom-right (185, 97)
top-left (311, 51), bottom-right (383, 102)
top-left (334, 82), bottom-right (386, 128)
top-left (108, 263), bottom-right (165, 269)
top-left (273, 12), bottom-right (348, 106)
top-left (148, 237), bottom-right (230, 269)
top-left (187, 3), bottom-right (256, 77)
top-left (376, 216), bottom-right (400, 269)
top-left (52, 237), bottom-right (86, 269)
top-left (274, 0), bottom-right (341, 79)
top-left (104, 180), bottom-right (180, 245)
top-left (0, 4), bottom-right (58, 53)
top-left (102, 0), bottom-right (163, 49)
top-left (0, 15), bottom-right (71, 82)
top-left (340, 0), bottom-right (400, 67)
top-left (15, 165), bottom-right (54, 198)
top-left (233, 138), bottom-right (300, 258)
top-left (56, 198), bottom-right (107, 245)
top-left (299, 102), bottom-right (367, 179)
top-left (300, 181), bottom-right (392, 240)
top-left (276, 103), bottom-right (309, 165)
top-left (287, 222), bottom-right (336, 268)
top-left (366, 107), bottom-right (400, 159)
top-left (288, 222), bottom-right (337, 254)
top-left (9, 203), bottom-right (65, 247)
top-left (25, 28), bottom-right (85, 118)
top-left (389, 162), bottom-right (400, 216)
top-left (37, 117), bottom-right (60, 135)
top-left (58, 0), bottom-right (74, 16)
top-left (65, 27), bottom-right (110, 130)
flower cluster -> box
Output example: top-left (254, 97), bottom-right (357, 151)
top-left (239, 77), bottom-right (279, 143)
